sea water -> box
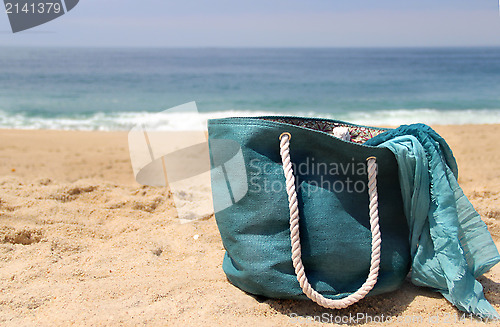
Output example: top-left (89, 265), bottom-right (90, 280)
top-left (0, 47), bottom-right (499, 130)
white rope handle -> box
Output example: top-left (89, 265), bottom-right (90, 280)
top-left (279, 132), bottom-right (382, 309)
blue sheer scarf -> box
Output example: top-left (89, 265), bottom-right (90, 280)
top-left (365, 124), bottom-right (500, 319)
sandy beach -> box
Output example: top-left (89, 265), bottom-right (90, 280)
top-left (0, 125), bottom-right (499, 326)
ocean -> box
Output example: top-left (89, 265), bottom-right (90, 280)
top-left (0, 47), bottom-right (499, 130)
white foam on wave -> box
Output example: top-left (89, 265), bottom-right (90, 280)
top-left (341, 108), bottom-right (500, 126)
top-left (1, 108), bottom-right (500, 131)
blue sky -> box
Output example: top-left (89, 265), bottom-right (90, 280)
top-left (1, 0), bottom-right (500, 47)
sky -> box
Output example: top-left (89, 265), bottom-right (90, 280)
top-left (1, 0), bottom-right (500, 47)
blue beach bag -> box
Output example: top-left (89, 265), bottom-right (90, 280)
top-left (208, 116), bottom-right (411, 308)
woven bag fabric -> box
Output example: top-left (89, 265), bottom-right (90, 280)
top-left (208, 116), bottom-right (411, 300)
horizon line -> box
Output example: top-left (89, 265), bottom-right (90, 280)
top-left (1, 44), bottom-right (500, 50)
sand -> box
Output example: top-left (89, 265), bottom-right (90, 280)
top-left (0, 125), bottom-right (499, 326)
